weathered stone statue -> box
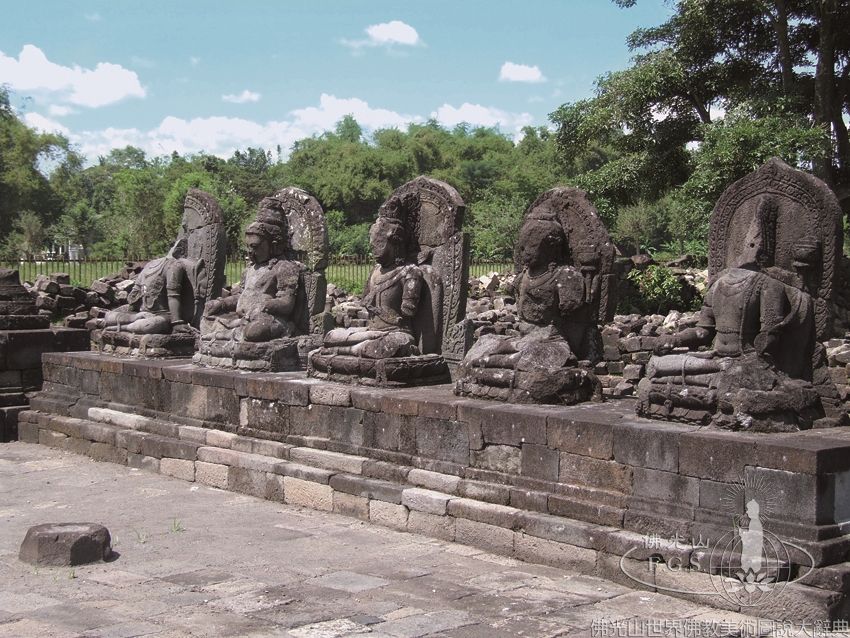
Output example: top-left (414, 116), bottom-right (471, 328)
top-left (193, 187), bottom-right (330, 371)
top-left (308, 176), bottom-right (470, 386)
top-left (455, 187), bottom-right (616, 404)
top-left (87, 189), bottom-right (226, 358)
top-left (637, 158), bottom-right (844, 431)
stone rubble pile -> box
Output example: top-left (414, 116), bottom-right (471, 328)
top-left (59, 262), bottom-right (148, 328)
top-left (596, 310), bottom-right (700, 397)
top-left (326, 283), bottom-right (369, 328)
top-left (22, 273), bottom-right (105, 321)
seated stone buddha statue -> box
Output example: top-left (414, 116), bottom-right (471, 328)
top-left (318, 214), bottom-right (423, 360)
top-left (87, 189), bottom-right (226, 358)
top-left (455, 197), bottom-right (610, 404)
top-left (637, 159), bottom-right (844, 432)
top-left (309, 176), bottom-right (469, 386)
top-left (194, 193), bottom-right (312, 371)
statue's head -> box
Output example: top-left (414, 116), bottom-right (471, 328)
top-left (245, 197), bottom-right (289, 264)
top-left (738, 196), bottom-right (777, 269)
top-left (746, 499), bottom-right (760, 518)
top-left (370, 216), bottom-right (406, 267)
top-left (518, 213), bottom-right (566, 270)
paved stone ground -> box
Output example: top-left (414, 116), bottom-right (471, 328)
top-left (0, 442), bottom-right (818, 637)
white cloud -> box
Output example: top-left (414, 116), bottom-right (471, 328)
top-left (48, 104), bottom-right (74, 117)
top-left (0, 44), bottom-right (145, 108)
top-left (431, 102), bottom-right (534, 138)
top-left (499, 62), bottom-right (546, 83)
top-left (291, 93), bottom-right (420, 131)
top-left (342, 20), bottom-right (422, 50)
top-left (55, 93), bottom-right (534, 163)
top-left (366, 20), bottom-right (420, 45)
top-left (70, 94), bottom-right (422, 161)
top-left (84, 12), bottom-right (102, 22)
top-left (23, 112), bottom-right (70, 136)
top-left (527, 96), bottom-right (544, 104)
top-left (189, 56), bottom-right (201, 67)
top-left (222, 90), bottom-right (262, 104)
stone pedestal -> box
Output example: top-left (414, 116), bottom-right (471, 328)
top-left (19, 351), bottom-right (850, 621)
top-left (194, 335), bottom-right (321, 372)
top-left (91, 329), bottom-right (197, 359)
top-left (308, 351), bottom-right (450, 387)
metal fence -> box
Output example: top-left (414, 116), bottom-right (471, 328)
top-left (4, 257), bottom-right (514, 292)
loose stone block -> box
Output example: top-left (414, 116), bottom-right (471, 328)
top-left (19, 523), bottom-right (111, 566)
top-left (195, 461), bottom-right (228, 489)
top-left (283, 476), bottom-right (333, 511)
top-left (369, 500), bottom-right (408, 531)
top-left (407, 510), bottom-right (455, 541)
top-left (160, 458), bottom-right (195, 482)
top-left (401, 488), bottom-right (451, 515)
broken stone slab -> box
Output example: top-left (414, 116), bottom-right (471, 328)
top-left (19, 522), bottom-right (112, 566)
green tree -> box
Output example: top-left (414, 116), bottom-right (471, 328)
top-left (5, 210), bottom-right (47, 259)
top-left (551, 0), bottom-right (850, 251)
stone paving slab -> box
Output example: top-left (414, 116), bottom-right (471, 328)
top-left (0, 442), bottom-right (845, 638)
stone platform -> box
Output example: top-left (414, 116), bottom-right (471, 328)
top-left (90, 329), bottom-right (197, 359)
top-left (19, 351), bottom-right (850, 622)
top-left (0, 327), bottom-right (88, 442)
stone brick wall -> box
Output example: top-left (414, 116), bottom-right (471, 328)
top-left (0, 327), bottom-right (88, 441)
top-left (18, 352), bottom-right (850, 620)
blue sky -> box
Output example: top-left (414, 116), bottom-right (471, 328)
top-left (0, 0), bottom-right (671, 162)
